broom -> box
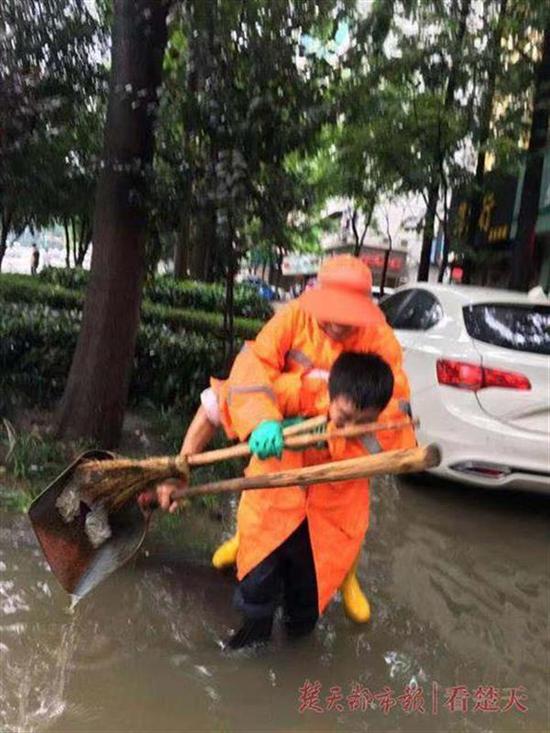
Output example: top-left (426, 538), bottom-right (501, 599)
top-left (74, 416), bottom-right (418, 513)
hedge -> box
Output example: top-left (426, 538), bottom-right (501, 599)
top-left (0, 301), bottom-right (227, 413)
top-left (38, 267), bottom-right (273, 320)
top-left (0, 274), bottom-right (263, 340)
top-left (38, 267), bottom-right (90, 290)
top-left (145, 276), bottom-right (273, 321)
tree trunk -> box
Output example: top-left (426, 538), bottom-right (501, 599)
top-left (351, 210), bottom-right (361, 256)
top-left (174, 12), bottom-right (198, 281)
top-left (189, 238), bottom-right (201, 279)
top-left (63, 218), bottom-right (71, 268)
top-left (76, 221), bottom-right (92, 267)
top-left (173, 219), bottom-right (188, 278)
top-left (351, 203), bottom-right (375, 257)
top-left (380, 212), bottom-right (393, 295)
top-left (463, 0), bottom-right (508, 284)
top-left (223, 221), bottom-right (235, 370)
top-left (0, 211), bottom-right (12, 272)
top-left (418, 183), bottom-right (438, 281)
top-left (510, 25), bottom-right (550, 290)
top-left (201, 209), bottom-right (214, 281)
top-left (56, 0), bottom-right (169, 447)
top-left (76, 216), bottom-right (86, 265)
top-left (380, 248), bottom-right (392, 296)
top-left (417, 0), bottom-right (471, 282)
top-left (274, 248), bottom-right (284, 288)
top-left (438, 179), bottom-right (450, 282)
top-left (0, 229), bottom-right (8, 273)
top-left (189, 225), bottom-right (206, 279)
top-left (70, 218), bottom-right (78, 268)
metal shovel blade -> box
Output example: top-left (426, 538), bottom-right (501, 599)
top-left (28, 450), bottom-right (148, 599)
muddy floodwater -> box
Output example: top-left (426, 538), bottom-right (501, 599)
top-left (1, 475), bottom-right (548, 733)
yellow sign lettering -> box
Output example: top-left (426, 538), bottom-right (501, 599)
top-left (478, 193), bottom-right (495, 233)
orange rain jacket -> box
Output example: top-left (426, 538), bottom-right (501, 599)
top-left (211, 299), bottom-right (416, 613)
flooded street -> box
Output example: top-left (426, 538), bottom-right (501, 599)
top-left (1, 475), bottom-right (548, 733)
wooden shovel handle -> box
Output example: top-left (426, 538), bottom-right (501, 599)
top-left (175, 444), bottom-right (440, 499)
top-left (186, 417), bottom-right (417, 467)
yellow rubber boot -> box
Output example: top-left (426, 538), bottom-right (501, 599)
top-left (341, 556), bottom-right (371, 623)
top-left (211, 532), bottom-right (239, 570)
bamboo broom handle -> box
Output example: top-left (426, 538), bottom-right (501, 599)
top-left (281, 415), bottom-right (327, 436)
top-left (83, 416), bottom-right (329, 475)
top-left (175, 444), bottom-right (441, 499)
top-left (282, 418), bottom-right (418, 451)
top-left (186, 418), bottom-right (417, 467)
top-left (187, 414), bottom-right (326, 467)
top-left (79, 417), bottom-right (415, 480)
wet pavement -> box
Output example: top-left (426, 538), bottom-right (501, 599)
top-left (1, 474), bottom-right (548, 732)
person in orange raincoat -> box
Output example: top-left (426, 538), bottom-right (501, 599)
top-left (155, 255), bottom-right (416, 647)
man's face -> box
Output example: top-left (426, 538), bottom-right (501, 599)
top-left (329, 395), bottom-right (381, 428)
top-left (319, 321), bottom-right (358, 342)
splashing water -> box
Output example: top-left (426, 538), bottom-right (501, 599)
top-left (0, 615), bottom-right (78, 733)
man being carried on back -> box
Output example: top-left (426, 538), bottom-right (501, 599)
top-left (154, 256), bottom-right (416, 648)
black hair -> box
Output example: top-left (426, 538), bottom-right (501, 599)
top-left (328, 352), bottom-right (394, 412)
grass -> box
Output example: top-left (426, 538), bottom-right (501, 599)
top-left (0, 416), bottom-right (97, 511)
top-left (0, 406), bottom-right (244, 515)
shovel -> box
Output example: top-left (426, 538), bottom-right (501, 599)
top-left (28, 450), bottom-right (149, 599)
top-left (29, 422), bottom-right (434, 600)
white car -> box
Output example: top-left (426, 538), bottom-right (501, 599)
top-left (371, 286), bottom-right (395, 303)
top-left (378, 284), bottom-right (550, 492)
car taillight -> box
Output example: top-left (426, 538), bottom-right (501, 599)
top-left (436, 359), bottom-right (531, 391)
top-left (436, 360), bottom-right (483, 389)
top-left (482, 366), bottom-right (531, 390)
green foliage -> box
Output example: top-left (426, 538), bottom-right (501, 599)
top-left (314, 0), bottom-right (547, 280)
top-left (2, 425), bottom-right (65, 483)
top-left (37, 268), bottom-right (272, 320)
top-left (144, 404), bottom-right (191, 455)
top-left (0, 271), bottom-right (263, 339)
top-left (144, 302), bottom-right (262, 340)
top-left (0, 0), bottom-right (106, 266)
top-left (0, 274), bottom-right (263, 339)
top-left (151, 0), bottom-right (357, 279)
top-left (0, 485), bottom-right (29, 513)
top-left (145, 277), bottom-right (273, 320)
top-left (2, 0), bottom-right (546, 288)
top-left (38, 267), bottom-right (90, 289)
top-left (0, 303), bottom-right (81, 412)
top-left (0, 301), bottom-right (227, 412)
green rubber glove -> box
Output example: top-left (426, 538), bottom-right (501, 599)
top-left (249, 420), bottom-right (284, 460)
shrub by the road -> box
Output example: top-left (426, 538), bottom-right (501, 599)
top-left (38, 267), bottom-right (273, 320)
top-left (0, 275), bottom-right (263, 340)
top-left (0, 302), bottom-right (226, 414)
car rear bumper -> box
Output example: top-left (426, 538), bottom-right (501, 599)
top-left (430, 462), bottom-right (550, 493)
top-left (414, 387), bottom-right (550, 492)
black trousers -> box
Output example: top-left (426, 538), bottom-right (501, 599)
top-left (234, 520), bottom-right (319, 637)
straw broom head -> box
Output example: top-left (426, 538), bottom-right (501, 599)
top-left (74, 455), bottom-right (190, 512)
